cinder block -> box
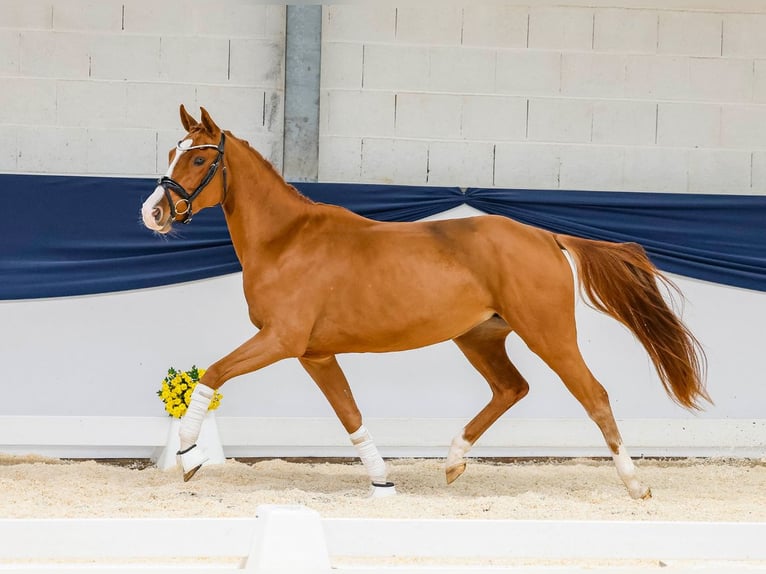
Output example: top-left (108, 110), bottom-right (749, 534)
top-left (0, 125), bottom-right (16, 171)
top-left (264, 90), bottom-right (284, 135)
top-left (625, 55), bottom-right (691, 100)
top-left (752, 151), bottom-right (766, 192)
top-left (461, 5), bottom-right (527, 49)
top-left (689, 57), bottom-right (753, 103)
top-left (194, 86), bottom-right (274, 134)
top-left (429, 47), bottom-right (496, 94)
top-left (246, 132), bottom-right (284, 171)
top-left (52, 0), bottom-right (122, 31)
top-left (322, 5), bottom-right (396, 43)
top-left (0, 78), bottom-right (56, 124)
top-left (528, 99), bottom-right (593, 144)
top-left (496, 51), bottom-right (561, 96)
top-left (461, 96), bottom-right (526, 141)
top-left (361, 138), bottom-right (429, 185)
top-left (755, 60), bottom-right (766, 103)
top-left (89, 35), bottom-right (161, 82)
top-left (395, 93), bottom-right (462, 139)
top-left (126, 83), bottom-right (198, 130)
top-left (320, 42), bottom-right (363, 90)
top-left (16, 126), bottom-right (88, 173)
top-left (159, 36), bottom-right (230, 84)
top-left (658, 12), bottom-right (722, 57)
top-left (622, 147), bottom-right (689, 192)
top-left (692, 150), bottom-right (752, 194)
top-left (688, 149), bottom-right (752, 193)
top-left (57, 80), bottom-right (128, 128)
top-left (229, 39), bottom-right (285, 88)
top-left (262, 6), bottom-right (287, 39)
top-left (528, 7), bottom-right (593, 51)
top-left (361, 44), bottom-right (429, 91)
top-left (318, 136), bottom-right (361, 182)
top-left (0, 0), bottom-right (52, 29)
top-left (721, 105), bottom-right (766, 149)
top-left (325, 90), bottom-right (395, 138)
top-left (19, 31), bottom-right (90, 78)
top-left (87, 128), bottom-right (157, 175)
top-left (561, 53), bottom-right (628, 98)
top-left (121, 0), bottom-right (188, 35)
top-left (722, 14), bottom-right (766, 58)
top-left (187, 5), bottom-right (285, 38)
top-left (657, 103), bottom-right (720, 148)
top-left (559, 145), bottom-right (625, 191)
top-left (494, 143), bottom-right (561, 190)
top-left (594, 8), bottom-right (657, 54)
top-left (395, 5), bottom-right (462, 46)
top-left (0, 30), bottom-right (19, 75)
top-left (592, 100), bottom-right (656, 146)
top-left (427, 141), bottom-right (494, 187)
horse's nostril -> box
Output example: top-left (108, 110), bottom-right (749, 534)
top-left (152, 206), bottom-right (162, 221)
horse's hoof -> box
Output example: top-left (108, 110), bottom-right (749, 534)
top-left (177, 444), bottom-right (208, 482)
top-left (630, 485), bottom-right (652, 500)
top-left (445, 462), bottom-right (466, 485)
top-left (183, 465), bottom-right (202, 482)
top-left (640, 487), bottom-right (652, 500)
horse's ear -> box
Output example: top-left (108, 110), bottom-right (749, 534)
top-left (199, 107), bottom-right (220, 135)
top-left (179, 105), bottom-right (198, 131)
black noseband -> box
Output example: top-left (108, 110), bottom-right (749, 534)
top-left (157, 132), bottom-right (227, 224)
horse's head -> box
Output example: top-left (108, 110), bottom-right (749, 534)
top-left (141, 105), bottom-right (227, 233)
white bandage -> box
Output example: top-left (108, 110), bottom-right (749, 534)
top-left (349, 425), bottom-right (387, 484)
top-left (179, 383), bottom-right (215, 451)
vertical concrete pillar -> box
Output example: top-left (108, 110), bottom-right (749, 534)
top-left (283, 5), bottom-right (322, 182)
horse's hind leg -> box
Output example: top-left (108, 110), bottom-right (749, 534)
top-left (512, 299), bottom-right (651, 500)
top-left (447, 316), bottom-right (530, 484)
top-left (299, 355), bottom-right (394, 496)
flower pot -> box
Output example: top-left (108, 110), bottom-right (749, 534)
top-left (151, 412), bottom-right (225, 471)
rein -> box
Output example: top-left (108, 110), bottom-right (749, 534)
top-left (157, 132), bottom-right (227, 224)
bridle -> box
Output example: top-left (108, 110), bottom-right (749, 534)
top-left (157, 132), bottom-right (227, 224)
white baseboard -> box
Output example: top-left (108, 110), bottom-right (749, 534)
top-left (1, 416), bottom-right (764, 459)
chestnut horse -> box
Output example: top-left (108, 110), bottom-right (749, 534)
top-left (141, 106), bottom-right (708, 499)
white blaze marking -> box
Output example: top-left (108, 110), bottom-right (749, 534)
top-left (141, 138), bottom-right (193, 230)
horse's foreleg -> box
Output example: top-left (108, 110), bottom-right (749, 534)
top-left (447, 318), bottom-right (529, 484)
top-left (300, 355), bottom-right (395, 497)
top-left (178, 328), bottom-right (301, 481)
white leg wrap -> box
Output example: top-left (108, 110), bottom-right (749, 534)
top-left (349, 425), bottom-right (388, 484)
top-left (179, 383), bottom-right (215, 451)
top-left (446, 433), bottom-right (472, 469)
top-left (613, 445), bottom-right (651, 499)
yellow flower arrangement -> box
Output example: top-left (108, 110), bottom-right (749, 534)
top-left (157, 365), bottom-right (223, 419)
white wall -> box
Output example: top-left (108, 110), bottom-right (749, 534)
top-left (319, 3), bottom-right (766, 194)
top-left (0, 0), bottom-right (285, 175)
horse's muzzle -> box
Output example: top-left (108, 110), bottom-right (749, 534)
top-left (141, 186), bottom-right (172, 233)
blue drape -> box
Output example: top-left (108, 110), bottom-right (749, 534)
top-left (1, 174), bottom-right (764, 299)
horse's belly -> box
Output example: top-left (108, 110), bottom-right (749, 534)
top-left (305, 288), bottom-right (495, 354)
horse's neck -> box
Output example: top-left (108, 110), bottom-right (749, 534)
top-left (222, 139), bottom-right (311, 259)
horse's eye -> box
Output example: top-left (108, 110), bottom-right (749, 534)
top-left (193, 157), bottom-right (206, 166)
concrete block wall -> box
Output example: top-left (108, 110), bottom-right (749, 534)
top-left (0, 0), bottom-right (285, 176)
top-left (318, 3), bottom-right (766, 194)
